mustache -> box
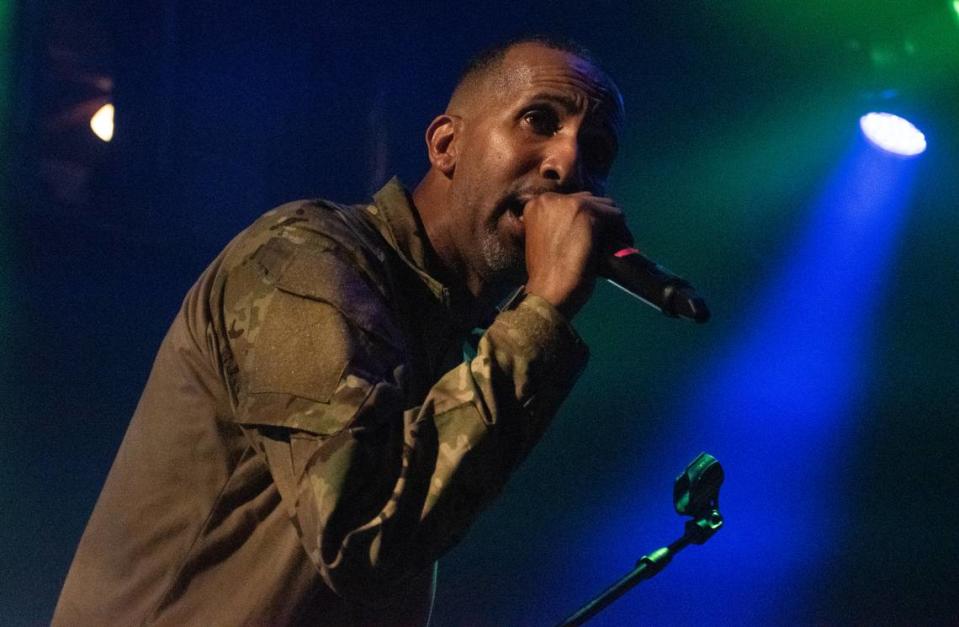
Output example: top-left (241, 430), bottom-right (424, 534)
top-left (507, 179), bottom-right (596, 204)
top-left (500, 183), bottom-right (582, 216)
top-left (494, 181), bottom-right (604, 221)
top-left (511, 184), bottom-right (572, 201)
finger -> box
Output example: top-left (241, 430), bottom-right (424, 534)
top-left (584, 201), bottom-right (624, 222)
top-left (577, 195), bottom-right (618, 209)
top-left (585, 202), bottom-right (627, 222)
top-left (587, 196), bottom-right (617, 205)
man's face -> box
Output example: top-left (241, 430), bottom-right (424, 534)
top-left (447, 43), bottom-right (623, 291)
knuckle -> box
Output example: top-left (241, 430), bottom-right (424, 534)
top-left (572, 196), bottom-right (592, 213)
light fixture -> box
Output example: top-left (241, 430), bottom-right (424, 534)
top-left (90, 103), bottom-right (114, 142)
top-left (859, 112), bottom-right (927, 157)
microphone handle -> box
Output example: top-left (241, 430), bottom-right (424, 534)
top-left (600, 248), bottom-right (710, 323)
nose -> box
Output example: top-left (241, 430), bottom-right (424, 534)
top-left (538, 133), bottom-right (584, 191)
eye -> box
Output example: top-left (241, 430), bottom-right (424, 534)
top-left (522, 107), bottom-right (561, 136)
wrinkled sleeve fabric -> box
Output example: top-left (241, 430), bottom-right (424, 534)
top-left (216, 218), bottom-right (589, 605)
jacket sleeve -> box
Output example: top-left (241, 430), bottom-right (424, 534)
top-left (216, 227), bottom-right (589, 604)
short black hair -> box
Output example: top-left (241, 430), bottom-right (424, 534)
top-left (457, 35), bottom-right (599, 88)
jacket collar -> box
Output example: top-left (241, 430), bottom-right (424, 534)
top-left (367, 177), bottom-right (451, 306)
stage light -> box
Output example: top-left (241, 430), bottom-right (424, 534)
top-left (90, 103), bottom-right (114, 142)
top-left (859, 112), bottom-right (927, 157)
top-left (634, 126), bottom-right (923, 624)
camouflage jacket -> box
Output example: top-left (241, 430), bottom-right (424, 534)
top-left (53, 178), bottom-right (589, 626)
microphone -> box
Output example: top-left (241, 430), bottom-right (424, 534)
top-left (600, 247), bottom-right (710, 323)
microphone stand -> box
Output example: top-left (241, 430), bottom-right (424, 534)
top-left (555, 453), bottom-right (725, 627)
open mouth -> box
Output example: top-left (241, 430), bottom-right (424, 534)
top-left (505, 195), bottom-right (527, 221)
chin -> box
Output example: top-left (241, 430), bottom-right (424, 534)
top-left (480, 234), bottom-right (523, 276)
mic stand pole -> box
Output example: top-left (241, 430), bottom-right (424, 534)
top-left (555, 452), bottom-right (724, 627)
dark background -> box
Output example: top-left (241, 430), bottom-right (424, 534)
top-left (3, 1), bottom-right (958, 624)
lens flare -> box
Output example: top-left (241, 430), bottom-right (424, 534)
top-left (859, 112), bottom-right (926, 157)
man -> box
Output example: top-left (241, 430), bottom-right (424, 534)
top-left (54, 37), bottom-right (629, 625)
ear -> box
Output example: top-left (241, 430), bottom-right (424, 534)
top-left (425, 114), bottom-right (459, 177)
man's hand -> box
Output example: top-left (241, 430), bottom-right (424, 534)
top-left (522, 191), bottom-right (632, 320)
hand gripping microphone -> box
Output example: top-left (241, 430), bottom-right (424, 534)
top-left (600, 247), bottom-right (710, 323)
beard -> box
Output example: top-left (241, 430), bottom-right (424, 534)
top-left (449, 179), bottom-right (529, 292)
top-left (479, 219), bottom-right (525, 281)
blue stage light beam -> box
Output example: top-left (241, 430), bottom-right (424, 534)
top-left (573, 128), bottom-right (922, 625)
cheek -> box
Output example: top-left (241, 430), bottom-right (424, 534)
top-left (472, 126), bottom-right (534, 181)
top-left (486, 133), bottom-right (526, 174)
top-left (452, 128), bottom-right (532, 225)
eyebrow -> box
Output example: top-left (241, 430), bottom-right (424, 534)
top-left (525, 92), bottom-right (584, 115)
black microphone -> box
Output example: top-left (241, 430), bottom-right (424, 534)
top-left (600, 247), bottom-right (710, 323)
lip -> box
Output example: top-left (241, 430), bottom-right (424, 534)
top-left (497, 189), bottom-right (547, 237)
top-left (506, 193), bottom-right (535, 218)
top-left (500, 197), bottom-right (526, 238)
top-left (505, 197), bottom-right (525, 217)
top-left (504, 205), bottom-right (524, 231)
